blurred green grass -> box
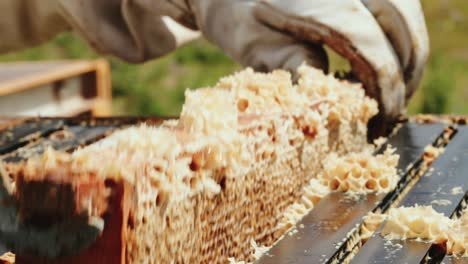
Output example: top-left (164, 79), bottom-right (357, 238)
top-left (408, 0), bottom-right (468, 115)
top-left (0, 0), bottom-right (467, 116)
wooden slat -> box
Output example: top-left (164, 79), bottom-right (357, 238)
top-left (2, 124), bottom-right (116, 163)
top-left (0, 119), bottom-right (65, 155)
top-left (351, 126), bottom-right (468, 264)
top-left (0, 61), bottom-right (97, 96)
top-left (257, 123), bottom-right (446, 264)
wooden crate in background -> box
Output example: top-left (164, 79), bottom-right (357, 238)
top-left (0, 59), bottom-right (112, 117)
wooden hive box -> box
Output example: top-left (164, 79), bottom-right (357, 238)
top-left (0, 60), bottom-right (112, 117)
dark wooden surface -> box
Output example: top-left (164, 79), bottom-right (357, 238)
top-left (352, 127), bottom-right (468, 264)
top-left (258, 123), bottom-right (446, 264)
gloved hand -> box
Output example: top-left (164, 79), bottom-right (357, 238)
top-left (162, 0), bottom-right (429, 122)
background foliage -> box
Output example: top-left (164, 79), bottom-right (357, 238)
top-left (1, 0), bottom-right (467, 116)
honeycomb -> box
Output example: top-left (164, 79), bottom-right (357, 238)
top-left (3, 65), bottom-right (382, 263)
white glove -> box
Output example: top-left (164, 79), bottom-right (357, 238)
top-left (165, 0), bottom-right (429, 122)
top-left (0, 0), bottom-right (200, 63)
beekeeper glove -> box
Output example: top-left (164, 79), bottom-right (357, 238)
top-left (165, 0), bottom-right (429, 122)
